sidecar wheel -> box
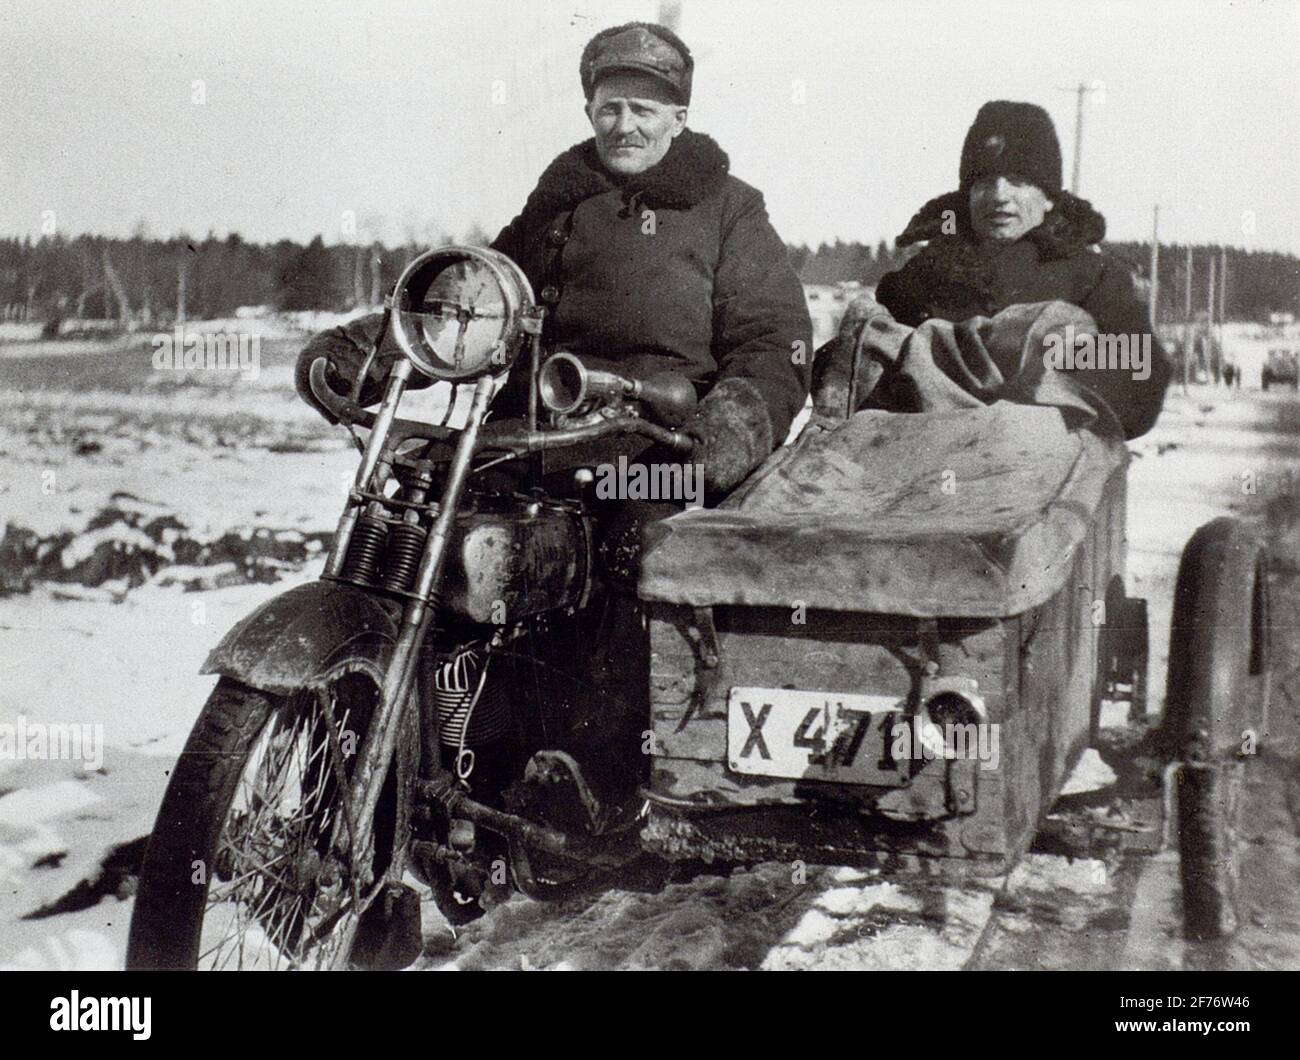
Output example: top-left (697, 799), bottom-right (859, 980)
top-left (1164, 518), bottom-right (1271, 941)
top-left (127, 674), bottom-right (413, 970)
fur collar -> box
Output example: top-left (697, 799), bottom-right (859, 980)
top-left (511, 129), bottom-right (730, 233)
top-left (890, 190), bottom-right (1107, 306)
top-left (896, 189), bottom-right (1106, 257)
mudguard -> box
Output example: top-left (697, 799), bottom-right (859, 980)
top-left (201, 579), bottom-right (403, 695)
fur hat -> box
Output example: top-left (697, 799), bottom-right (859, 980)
top-left (960, 101), bottom-right (1063, 195)
top-left (580, 22), bottom-right (694, 105)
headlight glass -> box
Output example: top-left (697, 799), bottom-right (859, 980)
top-left (390, 246), bottom-right (534, 380)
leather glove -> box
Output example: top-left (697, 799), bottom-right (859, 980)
top-left (294, 312), bottom-right (428, 424)
top-left (685, 377), bottom-right (776, 497)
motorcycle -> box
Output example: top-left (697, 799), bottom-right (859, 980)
top-left (126, 245), bottom-right (700, 970)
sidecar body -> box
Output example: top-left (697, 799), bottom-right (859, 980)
top-left (637, 400), bottom-right (1134, 876)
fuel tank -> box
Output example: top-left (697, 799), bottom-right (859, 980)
top-left (441, 500), bottom-right (591, 624)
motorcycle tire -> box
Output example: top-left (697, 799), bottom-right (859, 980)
top-left (127, 673), bottom-right (411, 970)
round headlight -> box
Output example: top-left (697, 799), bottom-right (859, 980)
top-left (389, 245), bottom-right (535, 381)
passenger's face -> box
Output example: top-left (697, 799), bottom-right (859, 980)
top-left (587, 74), bottom-right (687, 176)
top-left (969, 175), bottom-right (1054, 244)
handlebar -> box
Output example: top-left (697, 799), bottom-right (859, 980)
top-left (307, 357), bottom-right (695, 456)
top-left (309, 357), bottom-right (456, 447)
top-left (482, 413), bottom-right (694, 454)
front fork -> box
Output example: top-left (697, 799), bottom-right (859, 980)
top-left (323, 368), bottom-right (497, 955)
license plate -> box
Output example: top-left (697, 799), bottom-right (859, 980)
top-left (727, 687), bottom-right (906, 786)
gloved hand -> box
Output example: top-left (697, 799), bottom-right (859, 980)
top-left (685, 377), bottom-right (776, 496)
top-left (293, 312), bottom-right (428, 424)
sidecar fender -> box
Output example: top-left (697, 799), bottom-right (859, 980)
top-left (201, 580), bottom-right (404, 695)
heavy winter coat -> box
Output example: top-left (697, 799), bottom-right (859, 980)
top-left (489, 130), bottom-right (811, 478)
top-left (875, 190), bottom-right (1170, 438)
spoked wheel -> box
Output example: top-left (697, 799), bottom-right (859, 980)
top-left (127, 671), bottom-right (411, 970)
top-left (1164, 517), bottom-right (1271, 941)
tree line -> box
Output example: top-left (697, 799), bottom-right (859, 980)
top-left (2, 231), bottom-right (1296, 328)
top-left (793, 238), bottom-right (1300, 322)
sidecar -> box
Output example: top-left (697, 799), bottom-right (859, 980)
top-left (637, 399), bottom-right (1270, 937)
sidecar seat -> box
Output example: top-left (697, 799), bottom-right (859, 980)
top-left (638, 401), bottom-right (1127, 619)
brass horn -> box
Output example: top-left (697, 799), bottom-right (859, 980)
top-left (539, 352), bottom-right (697, 426)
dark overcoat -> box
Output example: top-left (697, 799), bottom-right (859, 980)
top-left (875, 190), bottom-right (1170, 438)
top-left (489, 129), bottom-right (811, 472)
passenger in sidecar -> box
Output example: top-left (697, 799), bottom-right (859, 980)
top-left (874, 99), bottom-right (1171, 441)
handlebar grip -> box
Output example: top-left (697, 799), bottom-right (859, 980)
top-left (308, 357), bottom-right (376, 428)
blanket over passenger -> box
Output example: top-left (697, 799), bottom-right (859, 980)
top-left (638, 301), bottom-right (1128, 618)
top-left (809, 297), bottom-right (1124, 434)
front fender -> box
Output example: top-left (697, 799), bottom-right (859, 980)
top-left (201, 580), bottom-right (403, 695)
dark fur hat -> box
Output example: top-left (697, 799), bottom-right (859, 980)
top-left (960, 100), bottom-right (1063, 195)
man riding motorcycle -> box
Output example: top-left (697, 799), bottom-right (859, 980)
top-left (292, 22), bottom-right (812, 805)
top-left (297, 21), bottom-right (810, 485)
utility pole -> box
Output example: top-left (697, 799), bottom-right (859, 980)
top-left (1183, 246), bottom-right (1193, 393)
top-left (658, 1), bottom-right (681, 32)
top-left (1058, 82), bottom-right (1101, 194)
top-left (1071, 82), bottom-right (1086, 194)
top-left (1219, 246), bottom-right (1229, 383)
top-left (1149, 205), bottom-right (1160, 326)
top-left (1218, 246), bottom-right (1228, 327)
top-left (1207, 252), bottom-right (1218, 383)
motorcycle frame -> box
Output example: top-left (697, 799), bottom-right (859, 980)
top-left (296, 302), bottom-right (693, 961)
top-left (315, 310), bottom-right (548, 950)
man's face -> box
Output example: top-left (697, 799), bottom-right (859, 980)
top-left (969, 175), bottom-right (1054, 244)
top-left (586, 73), bottom-right (687, 176)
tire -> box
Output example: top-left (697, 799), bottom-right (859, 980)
top-left (127, 673), bottom-right (412, 970)
top-left (1164, 518), bottom-right (1270, 940)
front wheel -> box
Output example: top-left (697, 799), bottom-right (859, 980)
top-left (127, 672), bottom-right (412, 970)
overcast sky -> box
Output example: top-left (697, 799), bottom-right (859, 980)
top-left (2, 0), bottom-right (1297, 254)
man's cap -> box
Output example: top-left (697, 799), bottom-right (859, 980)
top-left (959, 101), bottom-right (1063, 195)
top-left (580, 22), bottom-right (693, 105)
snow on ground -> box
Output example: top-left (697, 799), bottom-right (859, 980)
top-left (1, 328), bottom-right (1298, 970)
